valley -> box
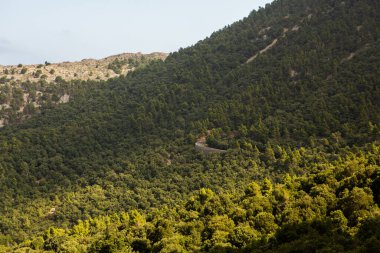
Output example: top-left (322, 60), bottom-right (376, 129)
top-left (0, 0), bottom-right (379, 252)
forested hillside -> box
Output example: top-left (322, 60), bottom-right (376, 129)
top-left (0, 53), bottom-right (166, 128)
top-left (0, 0), bottom-right (379, 252)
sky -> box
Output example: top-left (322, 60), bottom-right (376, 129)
top-left (0, 0), bottom-right (272, 65)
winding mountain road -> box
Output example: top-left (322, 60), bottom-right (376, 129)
top-left (195, 135), bottom-right (227, 154)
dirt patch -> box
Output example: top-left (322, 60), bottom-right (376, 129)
top-left (259, 27), bottom-right (271, 35)
top-left (0, 104), bottom-right (10, 110)
top-left (341, 44), bottom-right (370, 63)
top-left (246, 25), bottom-right (295, 64)
top-left (290, 69), bottom-right (298, 77)
top-left (59, 94), bottom-right (70, 104)
top-left (246, 38), bottom-right (279, 63)
top-left (344, 52), bottom-right (356, 61)
top-left (292, 25), bottom-right (300, 31)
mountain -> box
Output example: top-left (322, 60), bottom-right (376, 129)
top-left (0, 52), bottom-right (167, 127)
top-left (0, 0), bottom-right (379, 252)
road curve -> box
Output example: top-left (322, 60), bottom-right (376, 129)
top-left (195, 141), bottom-right (227, 154)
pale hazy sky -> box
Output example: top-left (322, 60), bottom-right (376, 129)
top-left (0, 0), bottom-right (272, 65)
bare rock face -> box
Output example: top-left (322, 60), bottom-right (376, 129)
top-left (0, 52), bottom-right (168, 127)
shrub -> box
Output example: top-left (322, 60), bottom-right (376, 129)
top-left (20, 67), bottom-right (28, 74)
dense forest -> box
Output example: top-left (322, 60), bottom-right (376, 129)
top-left (0, 0), bottom-right (379, 252)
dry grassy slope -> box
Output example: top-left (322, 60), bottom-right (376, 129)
top-left (0, 52), bottom-right (167, 82)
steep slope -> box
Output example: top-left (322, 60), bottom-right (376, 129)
top-left (0, 0), bottom-right (379, 251)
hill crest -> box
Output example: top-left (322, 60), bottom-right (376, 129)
top-left (0, 52), bottom-right (167, 83)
